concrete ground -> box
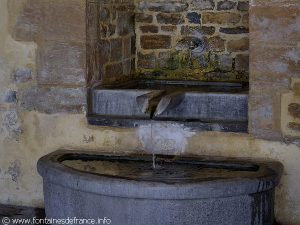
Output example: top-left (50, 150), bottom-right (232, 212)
top-left (0, 204), bottom-right (282, 225)
top-left (0, 204), bottom-right (45, 225)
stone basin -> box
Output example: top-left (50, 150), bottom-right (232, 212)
top-left (38, 150), bottom-right (283, 225)
top-left (88, 80), bottom-right (248, 132)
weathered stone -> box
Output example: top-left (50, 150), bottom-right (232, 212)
top-left (141, 35), bottom-right (172, 49)
top-left (123, 37), bottom-right (132, 59)
top-left (37, 41), bottom-right (85, 85)
top-left (217, 1), bottom-right (237, 11)
top-left (0, 91), bottom-right (17, 104)
top-left (176, 37), bottom-right (203, 51)
top-left (20, 86), bottom-right (86, 114)
top-left (123, 59), bottom-right (132, 75)
top-left (0, 110), bottom-right (22, 140)
top-left (207, 36), bottom-right (225, 52)
top-left (250, 5), bottom-right (300, 46)
top-left (108, 24), bottom-right (116, 36)
top-left (202, 12), bottom-right (240, 25)
top-left (135, 13), bottom-right (153, 23)
top-left (181, 26), bottom-right (215, 36)
top-left (242, 13), bottom-right (249, 27)
top-left (201, 26), bottom-right (216, 35)
top-left (4, 91), bottom-right (17, 104)
top-left (137, 52), bottom-right (156, 69)
top-left (131, 36), bottom-right (136, 55)
top-left (191, 0), bottom-right (215, 10)
top-left (161, 26), bottom-right (177, 32)
top-left (157, 13), bottom-right (184, 25)
top-left (288, 103), bottom-right (300, 118)
top-left (139, 1), bottom-right (188, 13)
top-left (181, 26), bottom-right (201, 36)
top-left (105, 62), bottom-right (123, 78)
top-left (211, 54), bottom-right (233, 71)
top-left (100, 7), bottom-right (110, 22)
top-left (117, 12), bottom-right (134, 36)
top-left (13, 68), bottom-right (32, 83)
top-left (235, 54), bottom-right (249, 71)
top-left (111, 38), bottom-right (123, 61)
top-left (157, 52), bottom-right (171, 68)
top-left (186, 12), bottom-right (201, 24)
top-left (237, 2), bottom-right (249, 11)
top-left (13, 0), bottom-right (85, 42)
top-left (219, 27), bottom-right (249, 34)
top-left (288, 122), bottom-right (300, 132)
top-left (227, 37), bottom-right (249, 52)
top-left (140, 25), bottom-right (159, 33)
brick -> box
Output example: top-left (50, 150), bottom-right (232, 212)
top-left (237, 2), bottom-right (249, 11)
top-left (186, 12), bottom-right (201, 24)
top-left (13, 68), bottom-right (32, 83)
top-left (191, 0), bottom-right (215, 10)
top-left (141, 35), bottom-right (172, 49)
top-left (137, 52), bottom-right (156, 69)
top-left (235, 54), bottom-right (249, 71)
top-left (227, 37), bottom-right (249, 52)
top-left (207, 36), bottom-right (226, 52)
top-left (110, 39), bottom-right (123, 61)
top-left (202, 12), bottom-right (240, 25)
top-left (219, 27), bottom-right (249, 34)
top-left (157, 13), bottom-right (184, 25)
top-left (20, 86), bottom-right (86, 114)
top-left (37, 41), bottom-right (85, 85)
top-left (140, 25), bottom-right (159, 33)
top-left (217, 1), bottom-right (237, 10)
top-left (135, 13), bottom-right (153, 23)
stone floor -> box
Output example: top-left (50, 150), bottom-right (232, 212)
top-left (0, 204), bottom-right (45, 225)
top-left (0, 204), bottom-right (283, 225)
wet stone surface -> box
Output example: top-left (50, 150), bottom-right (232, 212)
top-left (0, 204), bottom-right (45, 224)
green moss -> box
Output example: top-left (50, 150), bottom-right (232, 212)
top-left (135, 50), bottom-right (248, 83)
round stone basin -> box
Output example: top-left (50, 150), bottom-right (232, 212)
top-left (37, 150), bottom-right (283, 225)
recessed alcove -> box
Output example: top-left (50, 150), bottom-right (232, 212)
top-left (86, 0), bottom-right (249, 132)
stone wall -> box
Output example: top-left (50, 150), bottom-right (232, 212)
top-left (135, 0), bottom-right (249, 82)
top-left (87, 0), bottom-right (136, 86)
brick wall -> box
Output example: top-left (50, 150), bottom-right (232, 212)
top-left (135, 0), bottom-right (249, 82)
top-left (87, 0), bottom-right (136, 86)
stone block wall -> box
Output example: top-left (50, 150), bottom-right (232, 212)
top-left (135, 0), bottom-right (249, 82)
top-left (87, 0), bottom-right (136, 86)
top-left (249, 0), bottom-right (300, 140)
